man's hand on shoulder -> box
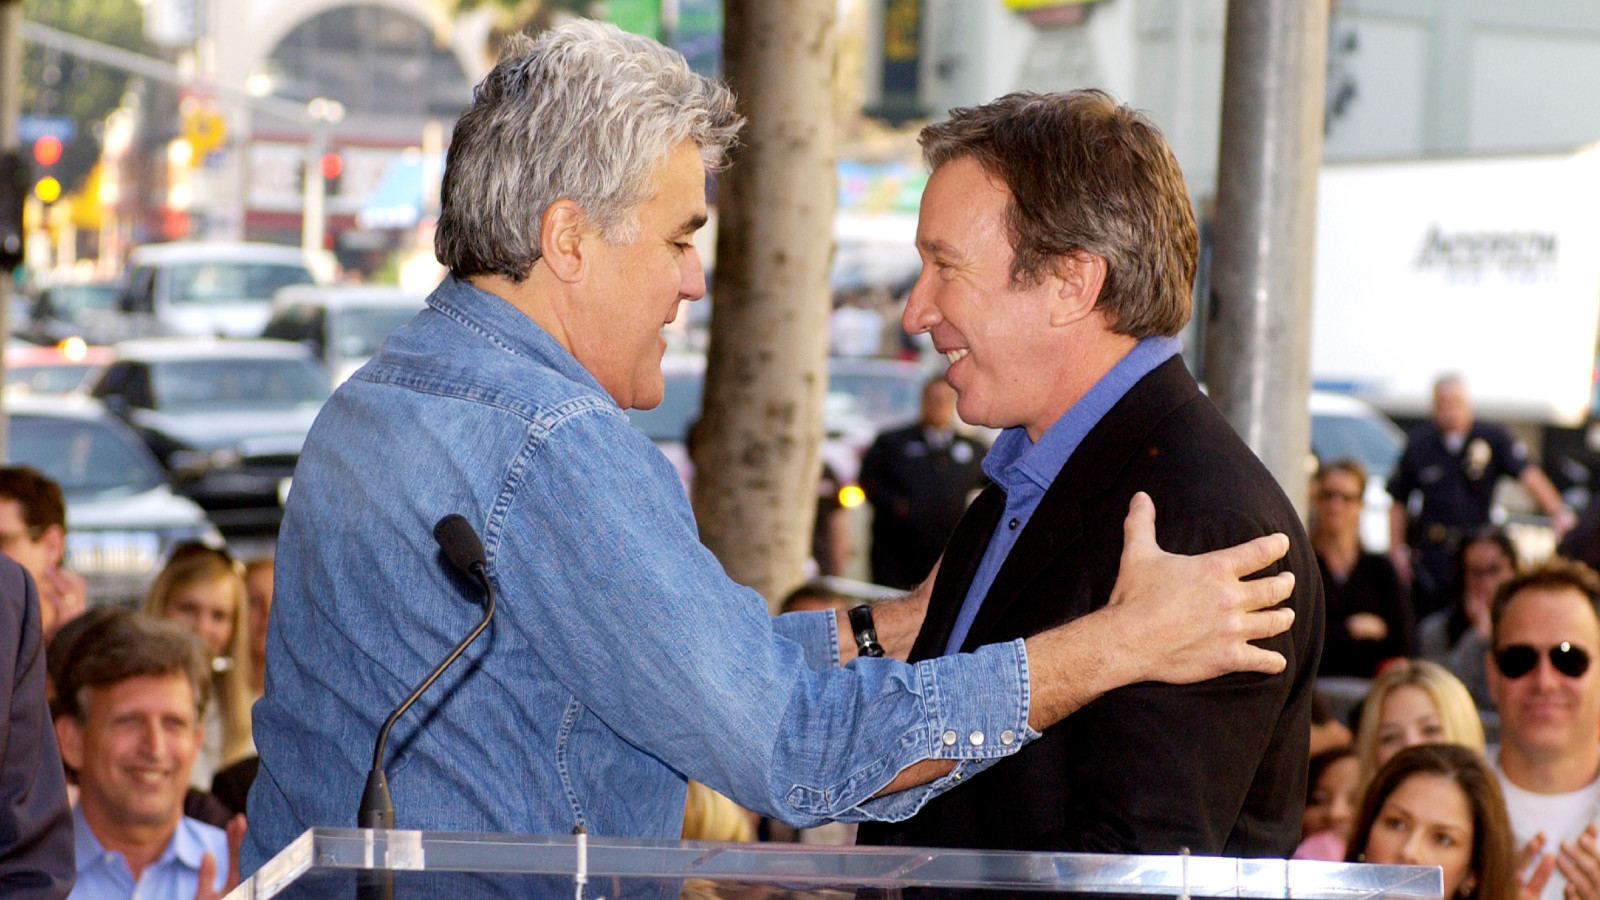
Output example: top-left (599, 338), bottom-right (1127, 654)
top-left (1105, 491), bottom-right (1295, 684)
top-left (1022, 492), bottom-right (1295, 731)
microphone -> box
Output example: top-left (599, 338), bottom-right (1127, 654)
top-left (434, 513), bottom-right (487, 574)
top-left (357, 515), bottom-right (497, 874)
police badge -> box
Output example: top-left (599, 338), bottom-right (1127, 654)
top-left (1464, 437), bottom-right (1491, 480)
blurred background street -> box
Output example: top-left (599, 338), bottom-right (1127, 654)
top-left (1, 0), bottom-right (1598, 609)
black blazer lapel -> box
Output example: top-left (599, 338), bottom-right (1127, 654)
top-left (957, 356), bottom-right (1202, 651)
top-left (907, 484), bottom-right (1005, 662)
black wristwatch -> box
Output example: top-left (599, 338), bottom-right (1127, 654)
top-left (848, 604), bottom-right (885, 658)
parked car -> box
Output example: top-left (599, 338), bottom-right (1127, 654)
top-left (87, 338), bottom-right (333, 530)
top-left (822, 356), bottom-right (931, 452)
top-left (21, 279), bottom-right (124, 345)
top-left (1310, 390), bottom-right (1406, 551)
top-left (627, 355), bottom-right (908, 489)
top-left (4, 394), bottom-right (221, 605)
top-left (262, 284), bottom-right (427, 385)
top-left (116, 242), bottom-right (322, 341)
top-left (4, 339), bottom-right (113, 397)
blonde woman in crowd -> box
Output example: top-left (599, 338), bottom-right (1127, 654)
top-left (1355, 659), bottom-right (1486, 787)
top-left (144, 543), bottom-right (256, 789)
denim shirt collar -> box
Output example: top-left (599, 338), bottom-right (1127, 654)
top-left (425, 274), bottom-right (612, 403)
top-left (981, 335), bottom-right (1182, 496)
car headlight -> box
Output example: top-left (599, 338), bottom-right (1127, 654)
top-left (168, 447), bottom-right (243, 478)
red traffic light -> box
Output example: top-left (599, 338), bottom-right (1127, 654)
top-left (318, 152), bottom-right (343, 181)
top-left (32, 135), bottom-right (62, 167)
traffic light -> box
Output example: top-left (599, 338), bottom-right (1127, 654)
top-left (319, 151), bottom-right (342, 196)
top-left (31, 135), bottom-right (62, 204)
top-left (0, 150), bottom-right (24, 272)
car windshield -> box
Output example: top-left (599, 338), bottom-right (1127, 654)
top-left (826, 368), bottom-right (924, 430)
top-left (44, 283), bottom-right (121, 319)
top-left (1311, 411), bottom-right (1404, 481)
top-left (151, 358), bottom-right (332, 412)
top-left (8, 415), bottom-right (165, 497)
top-left (625, 372), bottom-right (703, 442)
top-left (333, 306), bottom-right (419, 359)
top-left (6, 363), bottom-right (98, 395)
top-left (167, 262), bottom-right (314, 305)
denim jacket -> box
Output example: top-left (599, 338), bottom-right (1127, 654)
top-left (242, 276), bottom-right (1037, 873)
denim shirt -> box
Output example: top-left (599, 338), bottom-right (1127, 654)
top-left (243, 276), bottom-right (1037, 873)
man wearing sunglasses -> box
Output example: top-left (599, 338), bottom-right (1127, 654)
top-left (1488, 558), bottom-right (1600, 900)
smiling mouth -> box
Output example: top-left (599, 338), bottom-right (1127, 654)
top-left (945, 349), bottom-right (969, 365)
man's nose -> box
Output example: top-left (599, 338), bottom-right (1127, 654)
top-left (681, 247), bottom-right (706, 301)
top-left (137, 719), bottom-right (163, 755)
top-left (1531, 654), bottom-right (1565, 690)
top-left (902, 273), bottom-right (940, 335)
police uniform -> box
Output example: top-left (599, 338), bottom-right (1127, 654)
top-left (1387, 421), bottom-right (1528, 618)
top-left (859, 424), bottom-right (988, 590)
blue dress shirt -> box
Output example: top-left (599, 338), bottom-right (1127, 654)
top-left (944, 336), bottom-right (1182, 654)
top-left (69, 806), bottom-right (227, 900)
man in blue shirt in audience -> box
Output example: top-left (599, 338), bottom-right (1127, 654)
top-left (54, 611), bottom-right (238, 900)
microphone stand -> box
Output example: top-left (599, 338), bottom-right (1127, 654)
top-left (357, 537), bottom-right (496, 900)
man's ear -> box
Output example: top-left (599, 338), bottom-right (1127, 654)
top-left (55, 715), bottom-right (82, 772)
top-left (538, 200), bottom-right (589, 284)
top-left (1048, 251), bottom-right (1108, 327)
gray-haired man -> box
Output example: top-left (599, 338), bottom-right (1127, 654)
top-left (244, 20), bottom-right (1296, 869)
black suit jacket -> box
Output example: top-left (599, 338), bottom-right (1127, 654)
top-left (0, 556), bottom-right (73, 898)
top-left (858, 356), bottom-right (1323, 856)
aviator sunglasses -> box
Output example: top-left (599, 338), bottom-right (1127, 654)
top-left (1494, 642), bottom-right (1592, 679)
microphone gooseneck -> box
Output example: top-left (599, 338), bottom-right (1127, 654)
top-left (358, 514), bottom-right (498, 833)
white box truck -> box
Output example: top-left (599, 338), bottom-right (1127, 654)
top-left (1311, 147), bottom-right (1600, 427)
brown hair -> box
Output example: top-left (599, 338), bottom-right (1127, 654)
top-left (0, 465), bottom-right (66, 535)
top-left (918, 89), bottom-right (1197, 338)
top-left (49, 608), bottom-right (211, 723)
top-left (1347, 744), bottom-right (1516, 900)
top-left (1316, 457), bottom-right (1369, 494)
top-left (1491, 556), bottom-right (1600, 635)
top-left (143, 546), bottom-right (254, 765)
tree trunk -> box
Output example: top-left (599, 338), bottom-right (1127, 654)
top-left (694, 0), bottom-right (837, 612)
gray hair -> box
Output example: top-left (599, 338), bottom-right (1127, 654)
top-left (435, 19), bottom-right (744, 281)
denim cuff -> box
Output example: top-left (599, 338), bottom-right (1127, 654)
top-left (819, 639), bottom-right (1040, 823)
top-left (771, 609), bottom-right (840, 672)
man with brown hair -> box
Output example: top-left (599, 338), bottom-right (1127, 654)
top-left (53, 610), bottom-right (240, 899)
top-left (1487, 558), bottom-right (1600, 900)
top-left (858, 90), bottom-right (1323, 856)
top-left (0, 466), bottom-right (85, 638)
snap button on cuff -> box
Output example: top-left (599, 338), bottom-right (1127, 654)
top-left (941, 730), bottom-right (958, 746)
top-left (968, 731), bottom-right (984, 746)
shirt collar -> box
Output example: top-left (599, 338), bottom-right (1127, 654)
top-left (425, 274), bottom-right (610, 401)
top-left (72, 804), bottom-right (205, 874)
top-left (168, 816), bottom-right (211, 870)
top-left (981, 335), bottom-right (1182, 493)
top-left (72, 806), bottom-right (102, 875)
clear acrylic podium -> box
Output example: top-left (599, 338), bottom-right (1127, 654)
top-left (225, 828), bottom-right (1444, 900)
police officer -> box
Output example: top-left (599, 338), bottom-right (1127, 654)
top-left (860, 377), bottom-right (988, 589)
top-left (1388, 374), bottom-right (1574, 619)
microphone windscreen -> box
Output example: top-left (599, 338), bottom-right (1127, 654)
top-left (433, 514), bottom-right (488, 574)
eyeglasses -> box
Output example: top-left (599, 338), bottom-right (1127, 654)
top-left (1494, 642), bottom-right (1592, 679)
top-left (1317, 490), bottom-right (1362, 504)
